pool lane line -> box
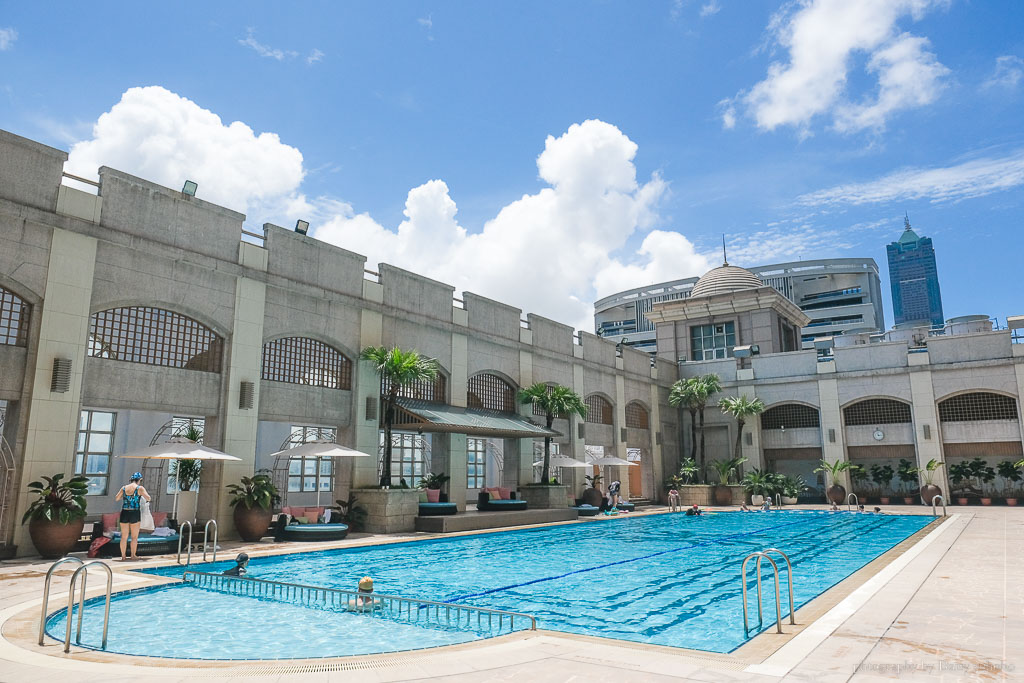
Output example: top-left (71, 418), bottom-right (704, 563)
top-left (441, 514), bottom-right (830, 604)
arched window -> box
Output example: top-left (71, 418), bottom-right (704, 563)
top-left (844, 399), bottom-right (912, 426)
top-left (88, 306), bottom-right (223, 373)
top-left (761, 404), bottom-right (820, 430)
top-left (262, 337), bottom-right (352, 390)
top-left (0, 286), bottom-right (30, 347)
top-left (939, 392), bottom-right (1018, 422)
top-left (383, 373), bottom-right (447, 403)
top-left (585, 395), bottom-right (613, 425)
top-left (467, 373), bottom-right (516, 413)
top-left (625, 402), bottom-right (649, 429)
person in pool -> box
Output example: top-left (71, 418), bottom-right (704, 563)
top-left (760, 499), bottom-right (771, 512)
top-left (739, 503), bottom-right (751, 512)
top-left (348, 576), bottom-right (376, 610)
top-left (684, 504), bottom-right (701, 516)
top-left (222, 553), bottom-right (250, 576)
top-left (114, 472), bottom-right (151, 561)
top-left (829, 502), bottom-right (840, 512)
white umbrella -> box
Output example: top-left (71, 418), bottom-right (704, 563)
top-left (533, 455), bottom-right (590, 468)
top-left (589, 456), bottom-right (640, 467)
top-left (270, 439), bottom-right (373, 507)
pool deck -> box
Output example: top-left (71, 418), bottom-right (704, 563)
top-left (1, 504), bottom-right (1020, 682)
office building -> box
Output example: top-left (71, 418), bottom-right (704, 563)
top-left (887, 216), bottom-right (944, 327)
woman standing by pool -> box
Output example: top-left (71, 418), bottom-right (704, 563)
top-left (114, 472), bottom-right (151, 561)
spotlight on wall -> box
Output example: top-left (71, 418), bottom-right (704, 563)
top-left (733, 345), bottom-right (760, 358)
top-left (295, 219), bottom-right (309, 235)
top-left (181, 180), bottom-right (198, 197)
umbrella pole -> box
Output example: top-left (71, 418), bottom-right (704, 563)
top-left (315, 456), bottom-right (321, 509)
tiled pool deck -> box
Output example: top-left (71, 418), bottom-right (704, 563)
top-left (1, 505), bottom-right (1019, 682)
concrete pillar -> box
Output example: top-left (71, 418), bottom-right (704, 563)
top-left (649, 380), bottom-right (664, 502)
top-left (614, 374), bottom-right (630, 498)
top-left (433, 432), bottom-right (468, 511)
top-left (352, 308), bottom-right (383, 488)
top-left (909, 362), bottom-right (949, 496)
top-left (816, 376), bottom-right (849, 489)
top-left (515, 349), bottom-right (535, 488)
top-left (447, 332), bottom-right (468, 507)
top-left (210, 254), bottom-right (267, 535)
top-left (568, 362), bottom-right (586, 492)
top-left (13, 228), bottom-right (97, 554)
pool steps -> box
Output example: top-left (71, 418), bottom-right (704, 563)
top-left (182, 570), bottom-right (537, 636)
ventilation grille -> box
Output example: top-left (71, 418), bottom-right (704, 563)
top-left (239, 381), bottom-right (255, 409)
top-left (620, 427), bottom-right (627, 442)
top-left (365, 396), bottom-right (378, 421)
top-left (577, 423), bottom-right (585, 440)
top-left (50, 358), bottom-right (71, 393)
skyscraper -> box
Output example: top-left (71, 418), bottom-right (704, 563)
top-left (887, 215), bottom-right (944, 327)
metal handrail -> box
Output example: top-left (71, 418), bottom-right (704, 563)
top-left (760, 548), bottom-right (796, 625)
top-left (931, 494), bottom-right (947, 517)
top-left (203, 519), bottom-right (218, 562)
top-left (183, 571), bottom-right (537, 632)
top-left (741, 552), bottom-right (783, 634)
top-left (774, 493), bottom-right (782, 508)
top-left (64, 561), bottom-right (113, 652)
top-left (847, 492), bottom-right (859, 512)
top-left (177, 520), bottom-right (193, 565)
top-left (38, 557), bottom-right (83, 645)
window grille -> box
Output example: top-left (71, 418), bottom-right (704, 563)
top-left (287, 425), bottom-right (337, 493)
top-left (467, 437), bottom-right (486, 489)
top-left (938, 393), bottom-right (1018, 422)
top-left (88, 306), bottom-right (223, 373)
top-left (383, 374), bottom-right (446, 403)
top-left (585, 395), bottom-right (613, 425)
top-left (625, 402), bottom-right (649, 429)
top-left (262, 337), bottom-right (352, 390)
top-left (467, 374), bottom-right (516, 413)
top-left (761, 404), bottom-right (820, 430)
top-left (843, 399), bottom-right (912, 426)
top-left (690, 322), bottom-right (736, 361)
top-left (76, 410), bottom-right (116, 496)
top-left (0, 286), bottom-right (30, 347)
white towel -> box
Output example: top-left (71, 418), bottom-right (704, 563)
top-left (139, 498), bottom-right (155, 533)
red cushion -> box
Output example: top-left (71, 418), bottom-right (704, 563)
top-left (102, 512), bottom-right (119, 532)
top-left (497, 487), bottom-right (511, 500)
top-left (152, 511), bottom-right (168, 527)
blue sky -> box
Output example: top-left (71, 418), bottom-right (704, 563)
top-left (1, 1), bottom-right (1022, 331)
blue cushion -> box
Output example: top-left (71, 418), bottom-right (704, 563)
top-left (286, 524), bottom-right (349, 532)
top-left (108, 533), bottom-right (179, 544)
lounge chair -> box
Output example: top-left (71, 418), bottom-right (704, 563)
top-left (476, 490), bottom-right (528, 511)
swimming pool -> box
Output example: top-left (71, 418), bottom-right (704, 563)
top-left (48, 511), bottom-right (933, 657)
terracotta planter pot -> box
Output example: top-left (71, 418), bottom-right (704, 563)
top-left (879, 497), bottom-right (891, 505)
top-left (920, 484), bottom-right (942, 505)
top-left (28, 517), bottom-right (85, 559)
top-left (902, 497), bottom-right (915, 505)
top-left (233, 505), bottom-right (273, 542)
top-left (826, 484), bottom-right (846, 505)
top-left (581, 488), bottom-right (604, 507)
top-left (980, 498), bottom-right (992, 506)
top-left (956, 497), bottom-right (969, 506)
top-left (713, 485), bottom-right (733, 505)
top-left (1007, 498), bottom-right (1018, 506)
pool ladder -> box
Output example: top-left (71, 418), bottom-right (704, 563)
top-left (741, 548), bottom-right (796, 635)
top-left (38, 557), bottom-right (113, 652)
top-left (176, 519), bottom-right (218, 565)
top-left (931, 495), bottom-right (946, 517)
top-left (846, 492), bottom-right (859, 512)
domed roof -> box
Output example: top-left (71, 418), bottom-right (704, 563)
top-left (690, 263), bottom-right (763, 298)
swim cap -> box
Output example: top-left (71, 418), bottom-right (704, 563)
top-left (131, 472), bottom-right (143, 481)
top-left (358, 576), bottom-right (373, 590)
top-left (236, 553), bottom-right (249, 563)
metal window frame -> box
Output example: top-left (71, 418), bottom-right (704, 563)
top-left (75, 409), bottom-right (116, 496)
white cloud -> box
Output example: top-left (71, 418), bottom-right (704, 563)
top-left (306, 49), bottom-right (325, 65)
top-left (65, 86), bottom-right (305, 217)
top-left (238, 28), bottom-right (298, 61)
top-left (982, 55), bottom-right (1024, 90)
top-left (797, 150), bottom-right (1024, 206)
top-left (700, 1), bottom-right (721, 18)
top-left (733, 0), bottom-right (947, 133)
top-left (417, 16), bottom-right (433, 29)
top-left (0, 27), bottom-right (16, 51)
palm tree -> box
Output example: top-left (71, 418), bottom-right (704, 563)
top-left (718, 395), bottom-right (765, 462)
top-left (668, 379), bottom-right (701, 464)
top-left (695, 374), bottom-right (722, 481)
top-left (360, 346), bottom-right (440, 487)
top-left (517, 383), bottom-right (587, 484)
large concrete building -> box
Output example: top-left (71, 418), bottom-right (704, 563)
top-left (887, 216), bottom-right (944, 328)
top-left (0, 129), bottom-right (678, 556)
top-left (594, 258), bottom-right (885, 353)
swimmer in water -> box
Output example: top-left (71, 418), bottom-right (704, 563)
top-left (222, 553), bottom-right (249, 576)
top-left (348, 576), bottom-right (376, 611)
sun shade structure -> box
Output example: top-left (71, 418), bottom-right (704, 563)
top-left (268, 440), bottom-right (372, 461)
top-left (588, 455), bottom-right (639, 467)
top-left (117, 437), bottom-right (241, 461)
top-left (392, 399), bottom-right (560, 438)
top-left (532, 456), bottom-right (590, 468)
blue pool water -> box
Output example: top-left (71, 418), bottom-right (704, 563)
top-left (50, 511), bottom-right (932, 657)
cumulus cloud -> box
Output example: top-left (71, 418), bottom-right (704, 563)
top-left (238, 28), bottom-right (298, 60)
top-left (306, 49), bottom-right (325, 65)
top-left (700, 2), bottom-right (721, 18)
top-left (797, 150), bottom-right (1024, 206)
top-left (65, 86), bottom-right (305, 216)
top-left (982, 55), bottom-right (1024, 91)
top-left (0, 27), bottom-right (16, 51)
top-left (732, 0), bottom-right (947, 133)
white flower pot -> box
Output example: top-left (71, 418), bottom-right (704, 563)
top-left (751, 495), bottom-right (764, 506)
top-left (782, 496), bottom-right (798, 505)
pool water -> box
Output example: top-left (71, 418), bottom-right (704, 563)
top-left (51, 511), bottom-right (932, 657)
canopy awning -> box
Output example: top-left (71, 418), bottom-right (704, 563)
top-left (392, 399), bottom-right (561, 439)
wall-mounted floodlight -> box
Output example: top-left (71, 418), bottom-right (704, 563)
top-left (182, 180), bottom-right (198, 197)
top-left (295, 219), bottom-right (309, 235)
top-left (733, 344), bottom-right (759, 358)
top-left (813, 337), bottom-right (835, 351)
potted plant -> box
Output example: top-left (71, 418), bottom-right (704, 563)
top-left (169, 424), bottom-right (204, 524)
top-left (850, 465), bottom-right (870, 502)
top-left (227, 471), bottom-right (281, 541)
top-left (21, 474), bottom-right (89, 559)
top-left (919, 458), bottom-right (945, 505)
top-left (518, 382), bottom-right (587, 485)
top-left (972, 458), bottom-right (997, 505)
top-left (896, 459), bottom-right (919, 505)
top-left (779, 475), bottom-right (806, 505)
top-left (668, 374), bottom-right (722, 483)
top-left (419, 472), bottom-right (450, 503)
top-left (710, 456), bottom-right (747, 505)
top-left (869, 463), bottom-right (895, 504)
top-left (949, 460), bottom-right (972, 504)
top-left (741, 468), bottom-right (774, 506)
top-left (813, 459), bottom-right (856, 505)
top-left (585, 473), bottom-right (603, 489)
top-left (332, 494), bottom-right (368, 531)
top-left (997, 459), bottom-right (1022, 506)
